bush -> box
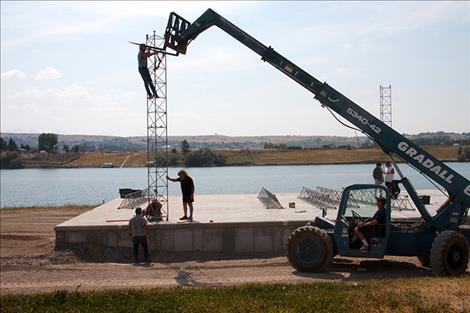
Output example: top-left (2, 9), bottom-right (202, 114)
top-left (0, 152), bottom-right (23, 169)
top-left (184, 148), bottom-right (225, 167)
top-left (457, 147), bottom-right (470, 161)
top-left (263, 142), bottom-right (287, 150)
top-left (9, 158), bottom-right (24, 169)
top-left (156, 154), bottom-right (178, 167)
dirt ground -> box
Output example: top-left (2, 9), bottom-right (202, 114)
top-left (1, 207), bottom-right (469, 297)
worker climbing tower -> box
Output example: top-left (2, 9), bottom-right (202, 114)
top-left (146, 31), bottom-right (169, 221)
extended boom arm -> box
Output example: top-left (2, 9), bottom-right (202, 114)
top-left (164, 9), bottom-right (470, 225)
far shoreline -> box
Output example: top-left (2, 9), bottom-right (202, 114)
top-left (4, 158), bottom-right (467, 170)
top-left (7, 145), bottom-right (466, 169)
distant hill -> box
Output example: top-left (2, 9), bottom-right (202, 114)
top-left (2, 132), bottom-right (469, 152)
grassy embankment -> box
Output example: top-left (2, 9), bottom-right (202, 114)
top-left (219, 145), bottom-right (461, 165)
top-left (1, 278), bottom-right (469, 313)
top-left (0, 205), bottom-right (95, 214)
top-left (47, 145), bottom-right (463, 168)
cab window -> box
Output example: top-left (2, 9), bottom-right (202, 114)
top-left (344, 187), bottom-right (386, 218)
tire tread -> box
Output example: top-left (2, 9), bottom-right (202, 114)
top-left (430, 230), bottom-right (469, 276)
top-left (287, 226), bottom-right (333, 272)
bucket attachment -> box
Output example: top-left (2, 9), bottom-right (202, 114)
top-left (164, 12), bottom-right (191, 55)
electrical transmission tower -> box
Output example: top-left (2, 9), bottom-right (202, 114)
top-left (146, 32), bottom-right (169, 221)
top-left (380, 85), bottom-right (392, 127)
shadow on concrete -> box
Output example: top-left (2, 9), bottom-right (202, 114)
top-left (291, 258), bottom-right (435, 281)
top-left (65, 246), bottom-right (284, 264)
top-left (292, 270), bottom-right (345, 280)
top-left (54, 248), bottom-right (470, 281)
top-left (132, 262), bottom-right (153, 268)
top-left (173, 268), bottom-right (223, 288)
top-left (347, 259), bottom-right (431, 280)
top-left (153, 252), bottom-right (282, 263)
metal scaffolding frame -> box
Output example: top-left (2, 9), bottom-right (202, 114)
top-left (146, 32), bottom-right (169, 221)
top-left (298, 185), bottom-right (415, 213)
top-left (348, 188), bottom-right (415, 211)
top-left (380, 85), bottom-right (392, 127)
top-left (298, 186), bottom-right (341, 210)
top-left (298, 186), bottom-right (341, 217)
top-left (257, 187), bottom-right (284, 209)
top-left (118, 189), bottom-right (151, 210)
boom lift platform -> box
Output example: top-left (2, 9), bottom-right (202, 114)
top-left (161, 9), bottom-right (470, 276)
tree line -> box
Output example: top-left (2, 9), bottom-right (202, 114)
top-left (0, 136), bottom-right (227, 169)
top-left (154, 140), bottom-right (226, 167)
top-left (0, 133), bottom-right (75, 169)
top-left (0, 137), bottom-right (23, 169)
top-left (2, 133), bottom-right (470, 169)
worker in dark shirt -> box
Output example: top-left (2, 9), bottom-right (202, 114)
top-left (354, 197), bottom-right (386, 251)
top-left (167, 170), bottom-right (195, 221)
top-left (372, 163), bottom-right (384, 185)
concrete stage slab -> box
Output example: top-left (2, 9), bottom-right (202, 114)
top-left (55, 190), bottom-right (447, 258)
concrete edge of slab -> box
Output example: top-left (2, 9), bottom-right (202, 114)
top-left (54, 219), bottom-right (309, 232)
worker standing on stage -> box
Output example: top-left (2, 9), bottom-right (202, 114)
top-left (372, 163), bottom-right (384, 185)
top-left (138, 44), bottom-right (159, 99)
top-left (167, 170), bottom-right (195, 222)
top-left (384, 161), bottom-right (395, 190)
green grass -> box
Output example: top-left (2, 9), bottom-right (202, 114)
top-left (1, 280), bottom-right (465, 313)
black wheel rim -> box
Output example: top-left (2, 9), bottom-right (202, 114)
top-left (296, 237), bottom-right (322, 265)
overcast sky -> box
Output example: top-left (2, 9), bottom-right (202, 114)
top-left (1, 1), bottom-right (469, 137)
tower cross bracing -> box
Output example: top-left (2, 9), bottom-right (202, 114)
top-left (380, 85), bottom-right (392, 127)
top-left (146, 32), bottom-right (169, 221)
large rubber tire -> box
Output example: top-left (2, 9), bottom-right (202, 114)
top-left (430, 230), bottom-right (469, 276)
top-left (287, 226), bottom-right (333, 272)
top-left (305, 219), bottom-right (317, 227)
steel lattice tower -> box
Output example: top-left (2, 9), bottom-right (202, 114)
top-left (380, 85), bottom-right (392, 127)
top-left (146, 32), bottom-right (169, 221)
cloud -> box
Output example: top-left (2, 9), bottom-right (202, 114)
top-left (73, 1), bottom-right (248, 19)
top-left (8, 84), bottom-right (91, 110)
top-left (8, 83), bottom-right (124, 109)
top-left (3, 83), bottom-right (143, 136)
top-left (335, 67), bottom-right (353, 75)
top-left (295, 2), bottom-right (469, 50)
top-left (171, 48), bottom-right (252, 73)
top-left (6, 83), bottom-right (142, 118)
top-left (35, 67), bottom-right (62, 80)
top-left (1, 1), bottom-right (253, 48)
top-left (1, 69), bottom-right (26, 80)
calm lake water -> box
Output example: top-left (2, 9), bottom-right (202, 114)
top-left (1, 163), bottom-right (469, 208)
